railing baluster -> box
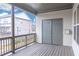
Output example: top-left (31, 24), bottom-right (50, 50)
top-left (6, 39), bottom-right (7, 53)
top-left (8, 39), bottom-right (9, 52)
top-left (3, 40), bottom-right (5, 53)
top-left (2, 40), bottom-right (3, 55)
top-left (7, 39), bottom-right (8, 52)
top-left (2, 40), bottom-right (3, 54)
top-left (0, 40), bottom-right (2, 55)
top-left (4, 40), bottom-right (5, 54)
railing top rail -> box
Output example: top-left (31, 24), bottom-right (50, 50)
top-left (0, 33), bottom-right (36, 40)
top-left (15, 33), bottom-right (36, 38)
top-left (0, 37), bottom-right (12, 40)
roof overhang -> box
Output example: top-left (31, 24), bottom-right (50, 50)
top-left (14, 3), bottom-right (73, 15)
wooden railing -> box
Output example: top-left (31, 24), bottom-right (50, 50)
top-left (0, 33), bottom-right (36, 56)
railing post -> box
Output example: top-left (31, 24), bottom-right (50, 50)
top-left (34, 33), bottom-right (36, 42)
top-left (26, 36), bottom-right (27, 46)
top-left (11, 4), bottom-right (15, 54)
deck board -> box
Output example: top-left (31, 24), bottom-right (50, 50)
top-left (11, 43), bottom-right (74, 56)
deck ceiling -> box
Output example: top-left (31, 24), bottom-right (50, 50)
top-left (14, 3), bottom-right (73, 15)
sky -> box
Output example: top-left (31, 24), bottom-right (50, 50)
top-left (0, 3), bottom-right (36, 24)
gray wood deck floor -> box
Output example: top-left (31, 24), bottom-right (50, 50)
top-left (11, 43), bottom-right (74, 56)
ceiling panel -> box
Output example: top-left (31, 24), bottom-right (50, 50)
top-left (14, 3), bottom-right (73, 15)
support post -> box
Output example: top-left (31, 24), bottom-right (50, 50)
top-left (11, 4), bottom-right (15, 54)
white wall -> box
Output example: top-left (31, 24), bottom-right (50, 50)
top-left (72, 3), bottom-right (79, 56)
top-left (36, 9), bottom-right (72, 46)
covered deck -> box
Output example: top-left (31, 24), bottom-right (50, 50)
top-left (11, 43), bottom-right (74, 56)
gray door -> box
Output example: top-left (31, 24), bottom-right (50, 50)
top-left (42, 19), bottom-right (63, 45)
top-left (42, 20), bottom-right (52, 44)
top-left (52, 19), bottom-right (63, 45)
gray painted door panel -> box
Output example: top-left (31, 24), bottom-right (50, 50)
top-left (52, 19), bottom-right (63, 45)
top-left (42, 20), bottom-right (51, 44)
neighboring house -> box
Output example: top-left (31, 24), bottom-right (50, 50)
top-left (0, 17), bottom-right (12, 37)
top-left (0, 12), bottom-right (34, 38)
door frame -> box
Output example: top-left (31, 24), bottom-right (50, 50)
top-left (42, 18), bottom-right (63, 45)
